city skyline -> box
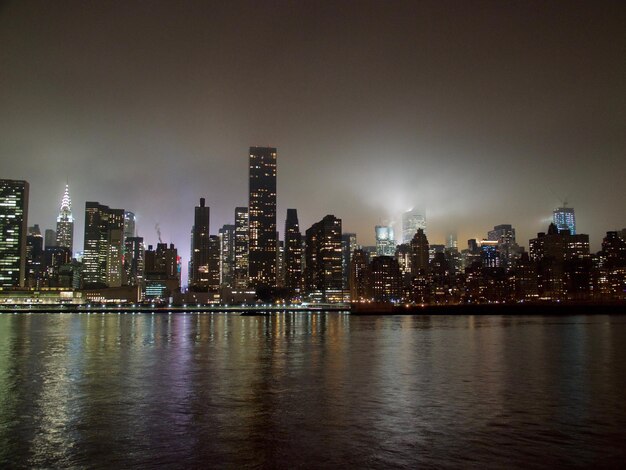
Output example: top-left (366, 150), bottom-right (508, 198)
top-left (1, 1), bottom-right (624, 264)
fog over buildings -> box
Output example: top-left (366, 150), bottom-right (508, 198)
top-left (1, 0), bottom-right (625, 271)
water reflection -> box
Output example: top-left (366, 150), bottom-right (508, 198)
top-left (0, 312), bottom-right (625, 467)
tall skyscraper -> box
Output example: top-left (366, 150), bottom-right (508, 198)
top-left (305, 215), bottom-right (343, 301)
top-left (410, 228), bottom-right (429, 275)
top-left (375, 225), bottom-right (395, 256)
top-left (553, 205), bottom-right (576, 235)
top-left (189, 198), bottom-right (210, 291)
top-left (341, 232), bottom-right (357, 290)
top-left (124, 211), bottom-right (136, 240)
top-left (82, 202), bottom-right (124, 287)
top-left (219, 224), bottom-right (236, 287)
top-left (56, 184), bottom-right (74, 255)
top-left (234, 207), bottom-right (249, 289)
top-left (45, 229), bottom-right (56, 249)
top-left (0, 179), bottom-right (29, 287)
top-left (285, 209), bottom-right (303, 296)
top-left (124, 236), bottom-right (145, 288)
top-left (26, 225), bottom-right (44, 288)
top-left (248, 146), bottom-right (277, 288)
top-left (402, 208), bottom-right (426, 244)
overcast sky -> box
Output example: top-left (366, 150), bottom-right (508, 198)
top-left (1, 0), bottom-right (625, 273)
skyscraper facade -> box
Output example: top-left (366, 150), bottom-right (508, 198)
top-left (123, 211), bottom-right (136, 240)
top-left (375, 225), bottom-right (395, 256)
top-left (219, 224), bottom-right (236, 287)
top-left (248, 146), bottom-right (277, 288)
top-left (82, 202), bottom-right (124, 287)
top-left (56, 184), bottom-right (74, 255)
top-left (234, 206), bottom-right (249, 289)
top-left (190, 198), bottom-right (210, 291)
top-left (410, 228), bottom-right (429, 275)
top-left (402, 208), bottom-right (426, 244)
top-left (284, 209), bottom-right (303, 296)
top-left (341, 232), bottom-right (357, 289)
top-left (0, 180), bottom-right (29, 287)
top-left (305, 215), bottom-right (343, 301)
top-left (553, 206), bottom-right (576, 235)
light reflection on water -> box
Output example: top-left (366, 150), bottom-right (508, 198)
top-left (0, 312), bottom-right (625, 468)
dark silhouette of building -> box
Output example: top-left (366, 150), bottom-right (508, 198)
top-left (190, 198), bottom-right (210, 291)
top-left (26, 225), bottom-right (44, 288)
top-left (248, 146), bottom-right (277, 288)
top-left (305, 215), bottom-right (343, 302)
top-left (144, 243), bottom-right (180, 299)
top-left (284, 209), bottom-right (303, 297)
top-left (124, 236), bottom-right (145, 288)
top-left (410, 228), bottom-right (429, 275)
top-left (342, 233), bottom-right (357, 290)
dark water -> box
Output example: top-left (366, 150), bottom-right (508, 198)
top-left (1, 312), bottom-right (625, 469)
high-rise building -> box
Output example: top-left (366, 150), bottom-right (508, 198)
top-left (402, 208), bottom-right (426, 244)
top-left (350, 249), bottom-right (369, 301)
top-left (305, 215), bottom-right (343, 301)
top-left (370, 256), bottom-right (402, 303)
top-left (56, 184), bottom-right (74, 255)
top-left (410, 228), bottom-right (429, 275)
top-left (189, 198), bottom-right (210, 291)
top-left (124, 211), bottom-right (136, 240)
top-left (285, 209), bottom-right (303, 297)
top-left (234, 207), bottom-right (249, 289)
top-left (487, 224), bottom-right (520, 270)
top-left (341, 232), bottom-right (357, 289)
top-left (219, 224), bottom-right (236, 287)
top-left (144, 243), bottom-right (180, 299)
top-left (45, 229), bottom-right (56, 249)
top-left (375, 225), bottom-right (395, 256)
top-left (553, 205), bottom-right (576, 235)
top-left (248, 146), bottom-right (277, 288)
top-left (0, 179), bottom-right (29, 287)
top-left (82, 202), bottom-right (124, 287)
top-left (124, 236), bottom-right (145, 288)
top-left (26, 225), bottom-right (44, 288)
top-left (208, 235), bottom-right (221, 292)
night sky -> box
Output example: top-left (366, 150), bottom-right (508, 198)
top-left (1, 1), bottom-right (625, 280)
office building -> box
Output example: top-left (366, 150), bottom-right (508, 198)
top-left (124, 236), bottom-right (145, 288)
top-left (234, 207), bottom-right (249, 289)
top-left (375, 225), bottom-right (395, 257)
top-left (553, 205), bottom-right (576, 235)
top-left (402, 208), bottom-right (426, 244)
top-left (285, 209), bottom-right (303, 296)
top-left (305, 215), bottom-right (343, 301)
top-left (349, 249), bottom-right (369, 301)
top-left (370, 256), bottom-right (402, 302)
top-left (56, 184), bottom-right (74, 255)
top-left (0, 179), bottom-right (29, 287)
top-left (189, 198), bottom-right (210, 291)
top-left (248, 146), bottom-right (277, 288)
top-left (124, 211), bottom-right (136, 240)
top-left (219, 224), bottom-right (236, 287)
top-left (410, 228), bottom-right (429, 275)
top-left (342, 232), bottom-right (357, 289)
top-left (83, 202), bottom-right (124, 287)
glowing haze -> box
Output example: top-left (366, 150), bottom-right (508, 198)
top-left (1, 1), bottom-right (625, 285)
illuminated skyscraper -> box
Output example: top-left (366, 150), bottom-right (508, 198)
top-left (305, 215), bottom-right (343, 301)
top-left (342, 232), bottom-right (357, 289)
top-left (285, 209), bottom-right (303, 296)
top-left (219, 224), bottom-right (236, 287)
top-left (190, 198), bottom-right (210, 291)
top-left (82, 202), bottom-right (124, 287)
top-left (234, 207), bottom-right (249, 289)
top-left (375, 225), bottom-right (395, 256)
top-left (248, 146), bottom-right (277, 288)
top-left (0, 180), bottom-right (29, 287)
top-left (123, 211), bottom-right (136, 240)
top-left (553, 205), bottom-right (576, 235)
top-left (56, 184), bottom-right (74, 254)
top-left (402, 208), bottom-right (426, 244)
